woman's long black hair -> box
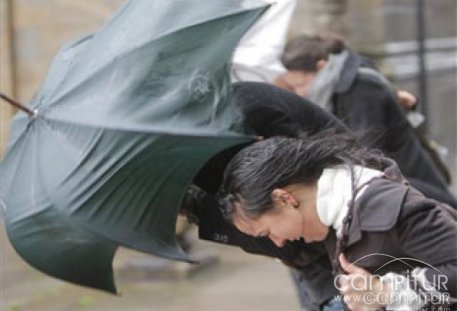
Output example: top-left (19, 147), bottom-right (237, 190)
top-left (218, 131), bottom-right (386, 222)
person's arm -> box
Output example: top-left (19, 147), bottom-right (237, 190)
top-left (394, 200), bottom-right (457, 299)
top-left (233, 81), bottom-right (346, 138)
top-left (337, 193), bottom-right (457, 311)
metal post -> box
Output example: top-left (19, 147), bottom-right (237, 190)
top-left (416, 0), bottom-right (428, 132)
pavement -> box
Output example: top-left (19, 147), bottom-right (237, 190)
top-left (0, 224), bottom-right (301, 311)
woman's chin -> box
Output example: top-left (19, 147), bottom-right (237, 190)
top-left (304, 232), bottom-right (328, 243)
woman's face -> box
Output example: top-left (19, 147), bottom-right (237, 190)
top-left (232, 184), bottom-right (328, 247)
top-left (277, 70), bottom-right (316, 97)
top-left (233, 202), bottom-right (305, 248)
top-left (274, 60), bottom-right (328, 97)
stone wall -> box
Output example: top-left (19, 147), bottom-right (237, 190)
top-left (10, 0), bottom-right (124, 102)
top-left (288, 0), bottom-right (348, 38)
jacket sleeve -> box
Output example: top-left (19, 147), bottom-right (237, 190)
top-left (233, 81), bottom-right (347, 138)
top-left (392, 192), bottom-right (457, 309)
top-left (335, 75), bottom-right (408, 151)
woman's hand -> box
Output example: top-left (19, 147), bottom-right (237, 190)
top-left (338, 254), bottom-right (391, 311)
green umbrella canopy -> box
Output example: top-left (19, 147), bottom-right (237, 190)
top-left (0, 0), bottom-right (269, 293)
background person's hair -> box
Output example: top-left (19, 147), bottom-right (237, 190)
top-left (218, 131), bottom-right (384, 222)
top-left (281, 32), bottom-right (347, 72)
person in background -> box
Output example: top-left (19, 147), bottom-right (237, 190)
top-left (274, 32), bottom-right (456, 208)
top-left (275, 67), bottom-right (417, 110)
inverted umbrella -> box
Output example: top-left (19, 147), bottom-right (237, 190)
top-left (0, 0), bottom-right (268, 292)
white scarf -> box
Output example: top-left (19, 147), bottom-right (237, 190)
top-left (316, 165), bottom-right (383, 237)
top-left (306, 50), bottom-right (349, 112)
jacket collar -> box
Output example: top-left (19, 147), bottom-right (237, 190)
top-left (334, 50), bottom-right (377, 94)
top-left (334, 50), bottom-right (361, 94)
top-left (346, 159), bottom-right (409, 246)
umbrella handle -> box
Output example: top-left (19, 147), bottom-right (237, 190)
top-left (0, 92), bottom-right (35, 116)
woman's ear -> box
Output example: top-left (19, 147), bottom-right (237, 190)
top-left (271, 188), bottom-right (298, 208)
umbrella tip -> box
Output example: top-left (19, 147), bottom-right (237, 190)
top-left (0, 92), bottom-right (36, 117)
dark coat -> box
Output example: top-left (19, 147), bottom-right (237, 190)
top-left (333, 51), bottom-right (456, 207)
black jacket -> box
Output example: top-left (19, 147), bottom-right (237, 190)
top-left (332, 51), bottom-right (455, 206)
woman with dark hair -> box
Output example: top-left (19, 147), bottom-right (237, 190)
top-left (275, 33), bottom-right (456, 208)
top-left (218, 134), bottom-right (457, 311)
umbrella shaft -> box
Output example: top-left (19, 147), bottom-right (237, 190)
top-left (0, 93), bottom-right (35, 116)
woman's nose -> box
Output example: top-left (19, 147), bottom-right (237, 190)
top-left (269, 235), bottom-right (286, 248)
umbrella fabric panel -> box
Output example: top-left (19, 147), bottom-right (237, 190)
top-left (6, 209), bottom-right (117, 293)
top-left (0, 124), bottom-right (117, 292)
top-left (3, 118), bottom-right (252, 257)
top-left (40, 1), bottom-right (268, 125)
top-left (1, 116), bottom-right (252, 293)
top-left (43, 18), bottom-right (266, 132)
top-left (5, 33), bottom-right (91, 151)
top-left (36, 35), bottom-right (93, 104)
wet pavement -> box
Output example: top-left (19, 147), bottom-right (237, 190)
top-left (1, 224), bottom-right (301, 311)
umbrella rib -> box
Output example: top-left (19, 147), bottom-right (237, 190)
top-left (36, 34), bottom-right (94, 103)
top-left (43, 117), bottom-right (256, 138)
top-left (40, 119), bottom-right (82, 164)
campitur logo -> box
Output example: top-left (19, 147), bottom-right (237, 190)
top-left (333, 253), bottom-right (451, 309)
